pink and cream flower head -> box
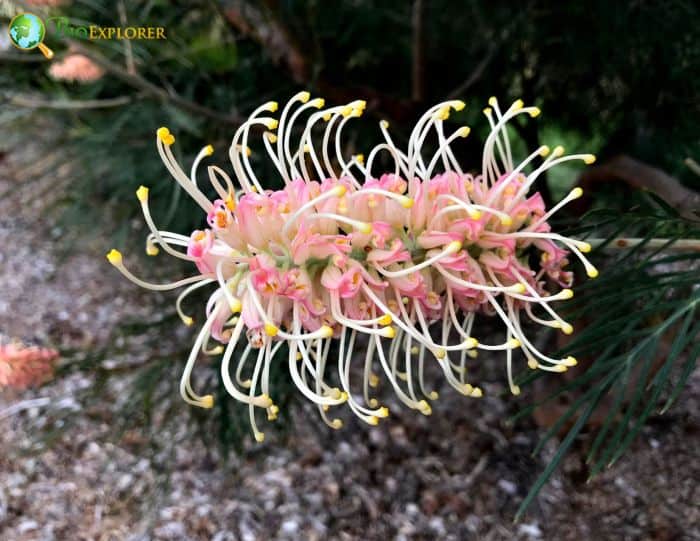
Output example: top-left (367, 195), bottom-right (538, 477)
top-left (107, 93), bottom-right (597, 441)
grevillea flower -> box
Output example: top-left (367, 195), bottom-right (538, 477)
top-left (107, 93), bottom-right (598, 441)
top-left (49, 53), bottom-right (104, 83)
top-left (0, 341), bottom-right (59, 389)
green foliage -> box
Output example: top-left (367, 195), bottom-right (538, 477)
top-left (513, 204), bottom-right (700, 520)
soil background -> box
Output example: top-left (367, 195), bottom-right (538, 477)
top-left (1, 152), bottom-right (698, 541)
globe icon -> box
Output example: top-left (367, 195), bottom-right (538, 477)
top-left (8, 13), bottom-right (46, 50)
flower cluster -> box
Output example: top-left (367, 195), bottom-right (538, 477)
top-left (108, 94), bottom-right (597, 441)
top-left (49, 53), bottom-right (104, 83)
top-left (0, 341), bottom-right (59, 390)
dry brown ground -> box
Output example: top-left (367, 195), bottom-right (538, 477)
top-left (1, 151), bottom-right (698, 541)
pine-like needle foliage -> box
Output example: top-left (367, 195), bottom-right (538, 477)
top-left (514, 200), bottom-right (700, 519)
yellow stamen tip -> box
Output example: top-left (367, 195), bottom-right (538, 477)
top-left (229, 298), bottom-right (242, 314)
top-left (270, 405), bottom-right (279, 415)
top-left (529, 107), bottom-right (541, 118)
top-left (513, 283), bottom-right (527, 294)
top-left (381, 326), bottom-right (396, 339)
top-left (312, 98), bottom-right (325, 108)
top-left (447, 240), bottom-right (463, 253)
top-left (204, 144), bottom-right (214, 156)
top-left (319, 325), bottom-right (334, 338)
top-left (509, 338), bottom-right (521, 348)
top-left (571, 187), bottom-right (584, 199)
top-left (452, 100), bottom-right (466, 111)
top-left (136, 185), bottom-right (149, 202)
top-left (512, 385), bottom-right (521, 396)
top-left (488, 96), bottom-right (498, 106)
top-left (457, 126), bottom-right (471, 138)
top-left (399, 196), bottom-right (414, 208)
top-left (209, 346), bottom-right (224, 355)
top-left (182, 316), bottom-right (193, 327)
top-left (265, 119), bottom-right (279, 130)
top-left (200, 395), bottom-right (214, 408)
top-left (565, 356), bottom-right (578, 366)
top-left (266, 133), bottom-right (278, 143)
top-left (470, 387), bottom-right (483, 398)
top-left (267, 101), bottom-right (279, 112)
top-left (562, 323), bottom-right (574, 335)
top-left (554, 364), bottom-right (568, 372)
top-left (264, 323), bottom-right (279, 336)
top-left (146, 244), bottom-right (159, 256)
top-left (163, 134), bottom-right (175, 146)
top-left (341, 105), bottom-right (353, 117)
top-left (377, 314), bottom-right (392, 326)
top-left (225, 196), bottom-right (236, 211)
top-left (380, 120), bottom-right (389, 129)
top-left (106, 249), bottom-right (122, 265)
top-left (355, 154), bottom-right (364, 164)
top-left (299, 91), bottom-right (311, 103)
top-left (254, 431), bottom-right (265, 443)
top-left (429, 391), bottom-right (439, 400)
top-left (584, 154), bottom-right (596, 164)
top-left (464, 337), bottom-right (479, 349)
top-left (528, 358), bottom-right (538, 369)
top-left (579, 242), bottom-right (592, 253)
top-left (500, 216), bottom-right (513, 227)
top-left (377, 407), bottom-right (389, 418)
top-left (512, 99), bottom-right (524, 110)
top-left (367, 416), bottom-right (379, 426)
top-left (331, 419), bottom-right (343, 429)
top-left (587, 267), bottom-right (599, 279)
top-left (561, 288), bottom-right (574, 299)
top-left (418, 400), bottom-right (432, 415)
top-left (482, 107), bottom-right (492, 116)
top-left (322, 113), bottom-right (331, 121)
top-left (539, 145), bottom-right (551, 157)
top-left (553, 145), bottom-right (565, 157)
top-left (358, 223), bottom-right (373, 234)
top-left (156, 127), bottom-right (170, 140)
top-left (434, 348), bottom-right (446, 360)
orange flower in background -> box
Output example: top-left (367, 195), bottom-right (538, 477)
top-left (49, 53), bottom-right (104, 83)
top-left (26, 0), bottom-right (69, 6)
top-left (0, 342), bottom-right (59, 390)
